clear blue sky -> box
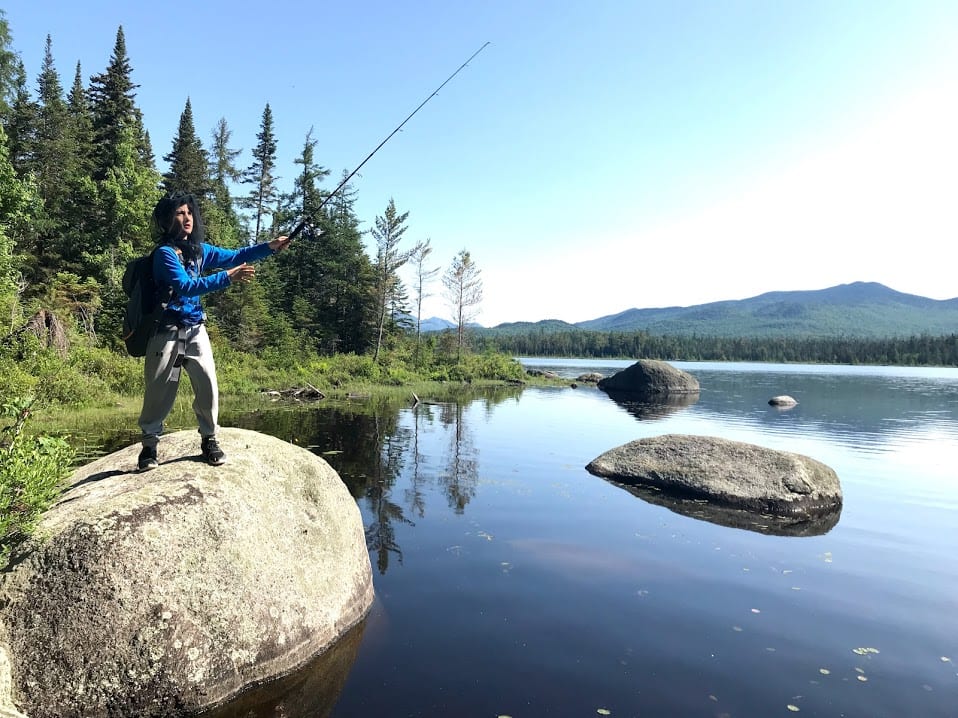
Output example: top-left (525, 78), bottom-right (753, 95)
top-left (4, 0), bottom-right (957, 326)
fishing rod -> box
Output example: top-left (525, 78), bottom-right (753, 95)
top-left (287, 41), bottom-right (491, 240)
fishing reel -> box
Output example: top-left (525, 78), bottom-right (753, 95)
top-left (295, 221), bottom-right (324, 241)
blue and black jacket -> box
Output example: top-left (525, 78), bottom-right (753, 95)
top-left (153, 242), bottom-right (275, 327)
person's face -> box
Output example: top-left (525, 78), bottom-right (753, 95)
top-left (170, 203), bottom-right (193, 240)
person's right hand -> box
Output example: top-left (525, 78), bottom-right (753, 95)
top-left (227, 263), bottom-right (256, 283)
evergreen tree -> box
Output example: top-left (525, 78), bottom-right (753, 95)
top-left (162, 97), bottom-right (209, 195)
top-left (0, 10), bottom-right (18, 119)
top-left (0, 122), bottom-right (36, 330)
top-left (370, 198), bottom-right (412, 361)
top-left (66, 62), bottom-right (94, 177)
top-left (442, 249), bottom-right (483, 361)
top-left (209, 117), bottom-right (242, 227)
top-left (320, 175), bottom-right (376, 354)
top-left (5, 60), bottom-right (35, 175)
top-left (240, 103), bottom-right (278, 242)
top-left (30, 36), bottom-right (76, 278)
top-left (58, 61), bottom-right (98, 273)
top-left (88, 26), bottom-right (141, 182)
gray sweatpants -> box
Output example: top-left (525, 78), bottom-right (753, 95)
top-left (138, 323), bottom-right (219, 448)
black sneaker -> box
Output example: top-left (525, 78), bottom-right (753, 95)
top-left (138, 445), bottom-right (158, 472)
top-left (201, 436), bottom-right (226, 466)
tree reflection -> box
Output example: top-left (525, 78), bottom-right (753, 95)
top-left (218, 390), bottom-right (515, 574)
top-left (435, 402), bottom-right (479, 514)
top-left (363, 411), bottom-right (416, 574)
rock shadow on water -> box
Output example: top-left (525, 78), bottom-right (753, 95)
top-left (603, 389), bottom-right (699, 421)
top-left (203, 618), bottom-right (366, 718)
top-left (604, 480), bottom-right (842, 536)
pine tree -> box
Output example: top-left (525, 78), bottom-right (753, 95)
top-left (5, 60), bottom-right (35, 174)
top-left (0, 122), bottom-right (36, 330)
top-left (0, 10), bottom-right (18, 119)
top-left (240, 103), bottom-right (278, 242)
top-left (57, 61), bottom-right (98, 272)
top-left (88, 26), bottom-right (141, 182)
top-left (162, 97), bottom-right (209, 195)
top-left (67, 62), bottom-right (94, 177)
top-left (443, 249), bottom-right (483, 361)
top-left (209, 117), bottom-right (242, 226)
top-left (31, 36), bottom-right (77, 278)
top-left (318, 174), bottom-right (376, 354)
top-left (370, 198), bottom-right (412, 361)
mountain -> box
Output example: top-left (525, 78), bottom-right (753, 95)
top-left (419, 317), bottom-right (457, 332)
top-left (486, 282), bottom-right (958, 339)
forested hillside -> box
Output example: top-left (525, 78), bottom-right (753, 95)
top-left (0, 18), bottom-right (463, 369)
top-left (507, 282), bottom-right (958, 339)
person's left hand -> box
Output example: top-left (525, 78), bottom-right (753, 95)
top-left (269, 235), bottom-right (292, 252)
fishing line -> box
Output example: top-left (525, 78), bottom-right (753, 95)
top-left (288, 41), bottom-right (491, 239)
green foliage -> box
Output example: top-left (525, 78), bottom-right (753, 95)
top-left (66, 344), bottom-right (140, 395)
top-left (162, 97), bottom-right (209, 195)
top-left (0, 355), bottom-right (37, 397)
top-left (0, 397), bottom-right (75, 563)
top-left (479, 328), bottom-right (958, 367)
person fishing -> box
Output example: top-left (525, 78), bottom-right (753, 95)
top-left (137, 191), bottom-right (292, 472)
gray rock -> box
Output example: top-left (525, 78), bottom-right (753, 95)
top-left (586, 434), bottom-right (842, 518)
top-left (576, 373), bottom-right (604, 383)
top-left (597, 359), bottom-right (699, 396)
top-left (769, 395), bottom-right (798, 406)
top-left (0, 427), bottom-right (373, 718)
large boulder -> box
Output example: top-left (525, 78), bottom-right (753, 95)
top-left (586, 434), bottom-right (842, 519)
top-left (0, 427), bottom-right (373, 718)
top-left (597, 359), bottom-right (699, 397)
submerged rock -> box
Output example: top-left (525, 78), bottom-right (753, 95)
top-left (586, 434), bottom-right (842, 519)
top-left (597, 359), bottom-right (699, 397)
top-left (0, 427), bottom-right (373, 718)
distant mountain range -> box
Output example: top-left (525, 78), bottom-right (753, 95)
top-left (422, 282), bottom-right (958, 339)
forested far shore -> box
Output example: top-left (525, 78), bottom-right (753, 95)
top-left (476, 329), bottom-right (958, 367)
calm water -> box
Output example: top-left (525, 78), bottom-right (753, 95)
top-left (206, 361), bottom-right (958, 716)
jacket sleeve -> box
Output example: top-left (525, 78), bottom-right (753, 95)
top-left (153, 242), bottom-right (275, 297)
top-left (154, 245), bottom-right (230, 298)
top-left (202, 242), bottom-right (274, 271)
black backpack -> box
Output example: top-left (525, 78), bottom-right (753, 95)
top-left (121, 248), bottom-right (174, 357)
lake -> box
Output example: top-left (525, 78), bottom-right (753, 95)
top-left (170, 360), bottom-right (958, 715)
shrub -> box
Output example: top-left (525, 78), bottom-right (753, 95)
top-left (0, 398), bottom-right (75, 564)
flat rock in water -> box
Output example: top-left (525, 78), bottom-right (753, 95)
top-left (0, 427), bottom-right (373, 718)
top-left (586, 434), bottom-right (842, 518)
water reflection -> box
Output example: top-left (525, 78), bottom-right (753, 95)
top-left (203, 619), bottom-right (366, 718)
top-left (231, 390), bottom-right (510, 576)
top-left (604, 480), bottom-right (842, 536)
top-left (602, 390), bottom-right (699, 420)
